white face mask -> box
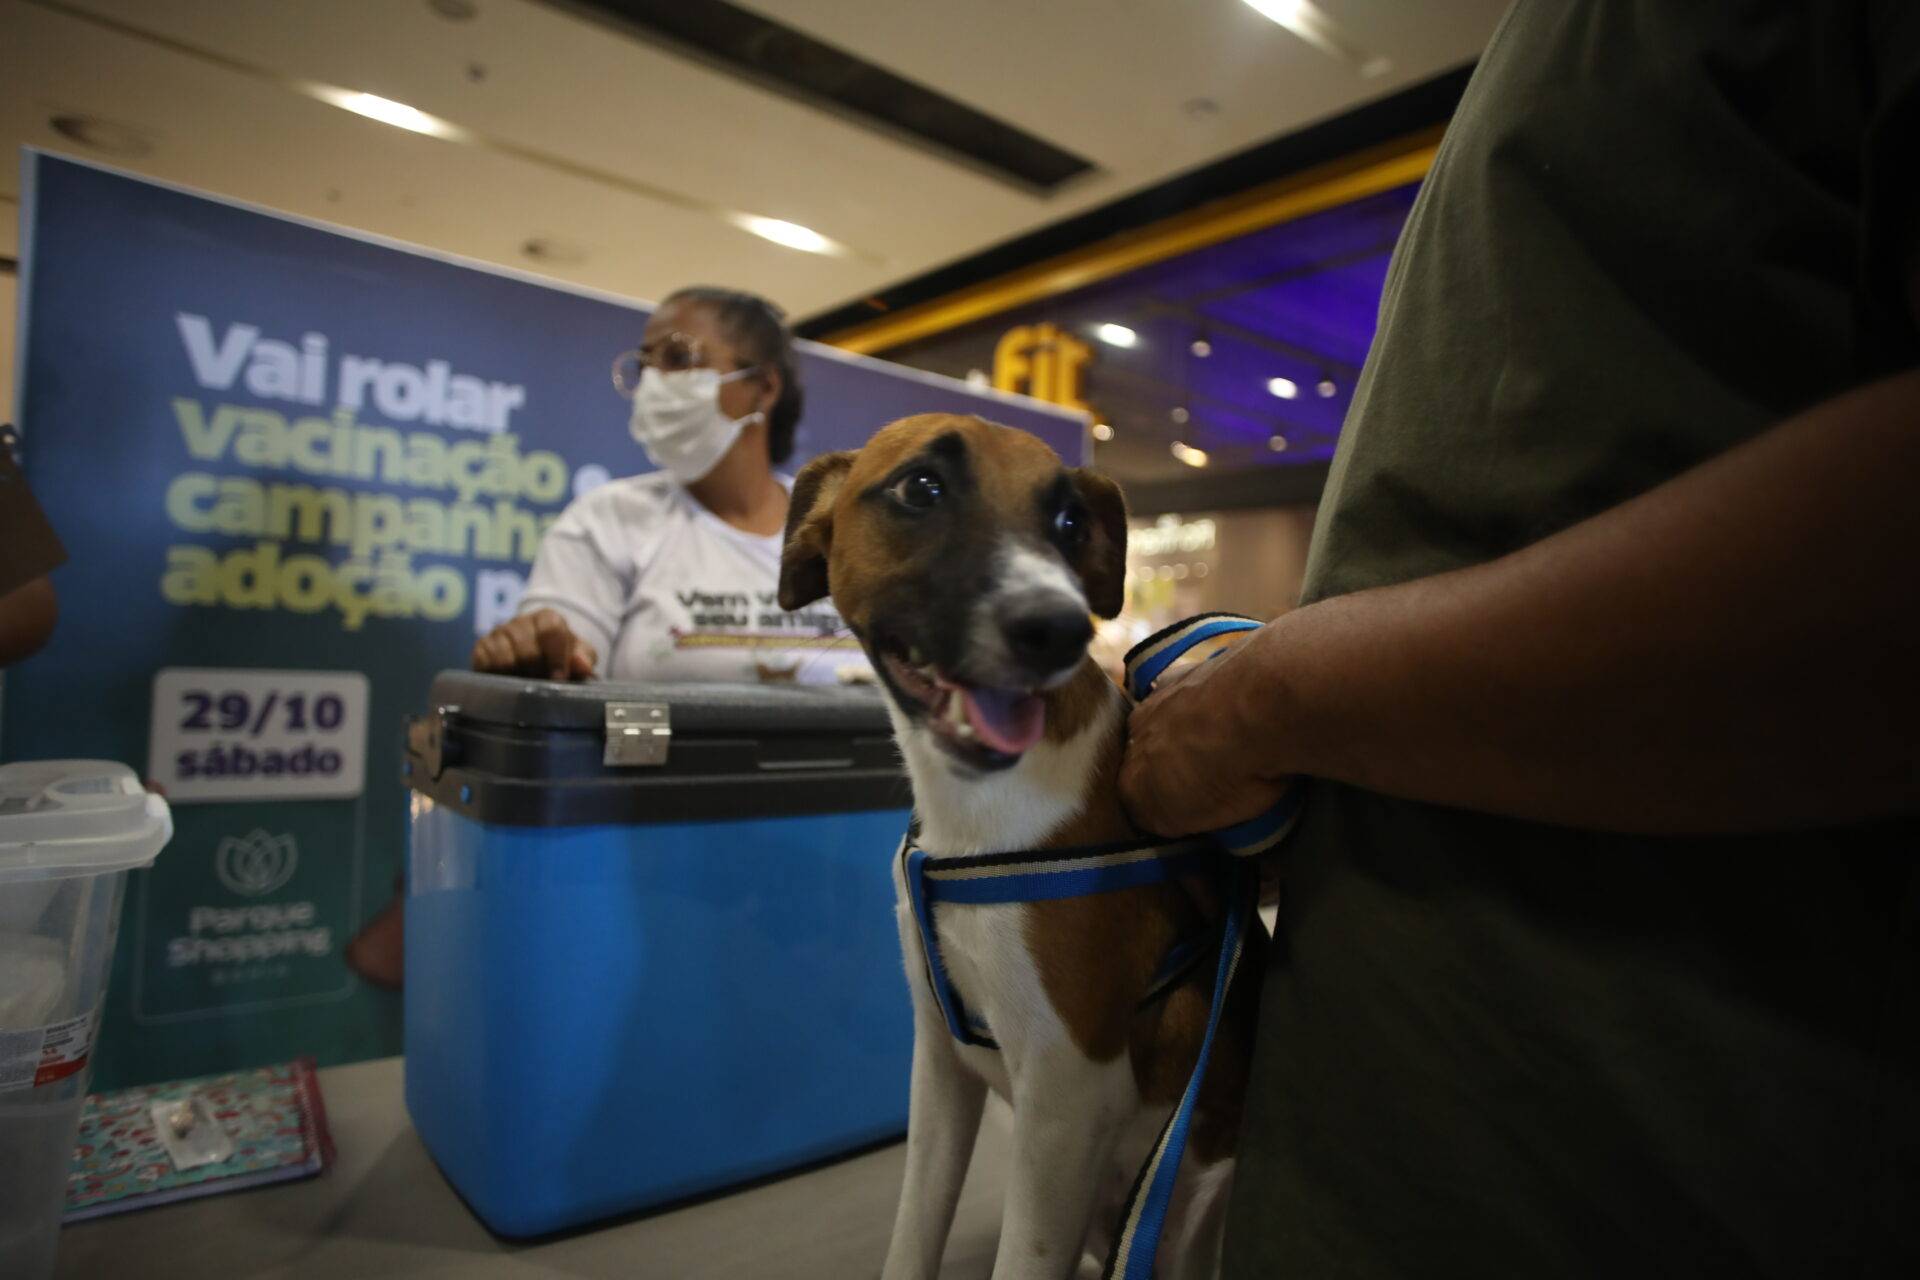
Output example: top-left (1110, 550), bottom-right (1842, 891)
top-left (627, 365), bottom-right (764, 484)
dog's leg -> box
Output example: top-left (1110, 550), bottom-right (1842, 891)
top-left (882, 1032), bottom-right (988, 1280)
top-left (991, 1052), bottom-right (1135, 1280)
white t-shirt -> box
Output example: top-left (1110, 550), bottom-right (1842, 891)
top-left (518, 472), bottom-right (867, 685)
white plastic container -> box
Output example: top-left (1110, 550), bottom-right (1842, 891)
top-left (0, 761), bottom-right (170, 1280)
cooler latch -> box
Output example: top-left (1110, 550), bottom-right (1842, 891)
top-left (604, 702), bottom-right (671, 767)
top-left (410, 705), bottom-right (460, 780)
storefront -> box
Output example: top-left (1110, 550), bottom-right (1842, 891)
top-left (804, 131), bottom-right (1437, 650)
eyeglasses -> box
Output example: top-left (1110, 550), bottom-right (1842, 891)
top-left (612, 330), bottom-right (715, 396)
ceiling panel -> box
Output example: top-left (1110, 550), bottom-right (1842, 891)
top-left (0, 0), bottom-right (1504, 315)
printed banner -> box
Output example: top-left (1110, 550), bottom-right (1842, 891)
top-left (148, 668), bottom-right (370, 802)
top-left (7, 152), bottom-right (1085, 1088)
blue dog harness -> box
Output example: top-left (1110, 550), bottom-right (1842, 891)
top-left (901, 613), bottom-right (1303, 1279)
top-left (903, 833), bottom-right (1226, 1051)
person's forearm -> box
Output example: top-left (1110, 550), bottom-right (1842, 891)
top-left (1249, 370), bottom-right (1920, 834)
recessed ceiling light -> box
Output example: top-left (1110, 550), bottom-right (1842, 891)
top-left (1269, 434), bottom-right (1288, 452)
top-left (1092, 422), bottom-right (1114, 441)
top-left (1190, 339), bottom-right (1212, 358)
top-left (1096, 323), bottom-right (1138, 348)
top-left (1170, 406), bottom-right (1190, 425)
top-left (1317, 378), bottom-right (1338, 397)
top-left (732, 214), bottom-right (840, 255)
top-left (1171, 442), bottom-right (1209, 468)
top-left (306, 85), bottom-right (466, 139)
top-left (48, 114), bottom-right (152, 158)
top-left (1267, 376), bottom-right (1299, 399)
top-left (1241, 0), bottom-right (1390, 77)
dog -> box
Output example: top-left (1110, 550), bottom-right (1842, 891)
top-left (779, 414), bottom-right (1263, 1280)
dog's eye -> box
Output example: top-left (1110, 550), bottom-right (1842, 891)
top-left (891, 470), bottom-right (944, 509)
top-left (1053, 505), bottom-right (1086, 545)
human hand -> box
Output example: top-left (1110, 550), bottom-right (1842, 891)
top-left (1118, 627), bottom-right (1294, 837)
top-left (471, 608), bottom-right (597, 681)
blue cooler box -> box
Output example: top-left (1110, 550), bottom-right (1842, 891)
top-left (402, 672), bottom-right (913, 1237)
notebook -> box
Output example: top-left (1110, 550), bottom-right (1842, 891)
top-left (64, 1057), bottom-right (334, 1221)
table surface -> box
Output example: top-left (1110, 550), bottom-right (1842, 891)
top-left (54, 1056), bottom-right (1013, 1279)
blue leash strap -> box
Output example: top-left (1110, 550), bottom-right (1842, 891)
top-left (1123, 612), bottom-right (1263, 697)
top-left (1123, 613), bottom-right (1306, 858)
top-left (1102, 859), bottom-right (1256, 1280)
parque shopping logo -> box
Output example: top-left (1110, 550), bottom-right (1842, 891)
top-left (215, 828), bottom-right (299, 897)
top-left (165, 829), bottom-right (334, 975)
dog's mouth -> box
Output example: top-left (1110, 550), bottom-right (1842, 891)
top-left (876, 641), bottom-right (1047, 769)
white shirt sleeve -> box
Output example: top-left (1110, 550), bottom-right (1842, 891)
top-left (517, 498), bottom-right (629, 676)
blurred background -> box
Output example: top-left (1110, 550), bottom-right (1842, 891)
top-left (0, 5), bottom-right (1518, 1272)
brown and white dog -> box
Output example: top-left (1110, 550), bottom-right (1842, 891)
top-left (779, 414), bottom-right (1261, 1280)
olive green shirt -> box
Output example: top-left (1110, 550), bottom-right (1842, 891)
top-left (1227, 4), bottom-right (1920, 1276)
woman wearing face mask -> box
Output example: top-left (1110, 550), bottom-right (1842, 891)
top-left (469, 285), bottom-right (858, 684)
top-left (351, 289), bottom-right (846, 990)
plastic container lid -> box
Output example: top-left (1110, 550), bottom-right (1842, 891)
top-left (0, 760), bottom-right (173, 883)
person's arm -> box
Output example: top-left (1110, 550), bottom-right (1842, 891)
top-left (0, 428), bottom-right (67, 667)
top-left (1120, 367), bottom-right (1920, 838)
top-left (473, 504), bottom-right (620, 681)
top-left (1120, 15), bottom-right (1920, 841)
top-left (0, 576), bottom-right (57, 667)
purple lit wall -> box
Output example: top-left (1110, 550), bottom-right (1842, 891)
top-left (880, 182), bottom-right (1419, 487)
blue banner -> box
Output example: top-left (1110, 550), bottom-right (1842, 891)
top-left (7, 151), bottom-right (1085, 1088)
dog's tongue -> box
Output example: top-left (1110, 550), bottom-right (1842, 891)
top-left (960, 685), bottom-right (1046, 756)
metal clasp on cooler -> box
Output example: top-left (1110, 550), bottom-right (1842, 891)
top-left (604, 702), bottom-right (671, 766)
top-left (407, 704), bottom-right (460, 780)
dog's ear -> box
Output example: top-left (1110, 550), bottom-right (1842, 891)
top-left (779, 450), bottom-right (855, 611)
top-left (1068, 467), bottom-right (1129, 618)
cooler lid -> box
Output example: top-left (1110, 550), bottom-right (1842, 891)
top-left (0, 760), bottom-right (174, 883)
top-left (424, 671), bottom-right (894, 735)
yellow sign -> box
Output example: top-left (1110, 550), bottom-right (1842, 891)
top-left (993, 323), bottom-right (1093, 415)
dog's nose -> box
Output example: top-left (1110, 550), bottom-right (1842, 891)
top-left (999, 600), bottom-right (1094, 674)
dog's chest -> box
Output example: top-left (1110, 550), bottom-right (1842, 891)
top-left (887, 677), bottom-right (1131, 1092)
top-left (892, 887), bottom-right (1069, 1098)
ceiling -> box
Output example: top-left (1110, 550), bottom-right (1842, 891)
top-left (0, 0), bottom-right (1506, 320)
